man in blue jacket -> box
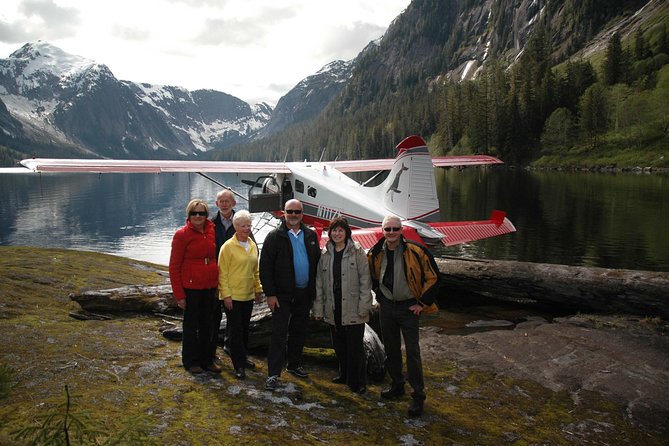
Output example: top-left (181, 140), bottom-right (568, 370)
top-left (260, 199), bottom-right (321, 391)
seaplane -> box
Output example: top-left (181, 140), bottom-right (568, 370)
top-left (15, 135), bottom-right (516, 249)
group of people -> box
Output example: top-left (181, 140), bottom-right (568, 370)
top-left (168, 192), bottom-right (439, 417)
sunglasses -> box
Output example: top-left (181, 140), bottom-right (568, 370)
top-left (383, 227), bottom-right (402, 232)
top-left (285, 209), bottom-right (302, 215)
top-left (189, 211), bottom-right (208, 217)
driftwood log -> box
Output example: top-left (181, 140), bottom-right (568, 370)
top-left (70, 284), bottom-right (178, 314)
top-left (69, 286), bottom-right (386, 381)
top-left (436, 258), bottom-right (669, 318)
top-left (69, 258), bottom-right (669, 320)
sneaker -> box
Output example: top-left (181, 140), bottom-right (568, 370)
top-left (286, 366), bottom-right (308, 379)
top-left (265, 375), bottom-right (279, 391)
top-left (188, 365), bottom-right (203, 374)
top-left (234, 368), bottom-right (246, 380)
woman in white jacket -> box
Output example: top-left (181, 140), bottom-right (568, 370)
top-left (313, 217), bottom-right (373, 394)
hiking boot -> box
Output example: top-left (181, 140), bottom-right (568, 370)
top-left (351, 386), bottom-right (367, 395)
top-left (206, 363), bottom-right (222, 374)
top-left (380, 383), bottom-right (405, 400)
top-left (265, 375), bottom-right (279, 391)
top-left (234, 368), bottom-right (246, 380)
top-left (188, 365), bottom-right (203, 374)
top-left (287, 366), bottom-right (309, 378)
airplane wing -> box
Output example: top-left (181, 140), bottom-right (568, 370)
top-left (18, 158), bottom-right (291, 174)
top-left (17, 153), bottom-right (501, 174)
top-left (429, 210), bottom-right (516, 246)
top-left (0, 167), bottom-right (35, 173)
top-left (324, 155), bottom-right (502, 173)
top-left (319, 211), bottom-right (516, 250)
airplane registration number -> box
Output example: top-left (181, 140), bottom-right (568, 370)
top-left (317, 205), bottom-right (341, 220)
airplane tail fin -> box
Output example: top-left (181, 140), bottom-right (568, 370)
top-left (375, 135), bottom-right (440, 222)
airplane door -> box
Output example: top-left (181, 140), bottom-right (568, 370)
top-left (248, 176), bottom-right (283, 213)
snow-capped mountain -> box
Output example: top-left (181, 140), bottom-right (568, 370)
top-left (0, 41), bottom-right (271, 158)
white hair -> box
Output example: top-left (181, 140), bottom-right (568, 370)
top-left (232, 210), bottom-right (252, 227)
top-left (382, 215), bottom-right (402, 228)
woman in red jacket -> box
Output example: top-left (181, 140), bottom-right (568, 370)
top-left (169, 199), bottom-right (221, 374)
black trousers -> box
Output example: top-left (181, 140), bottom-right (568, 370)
top-left (210, 299), bottom-right (223, 359)
top-left (378, 297), bottom-right (425, 401)
top-left (331, 322), bottom-right (366, 390)
top-left (182, 288), bottom-right (218, 369)
top-left (223, 299), bottom-right (254, 370)
top-left (267, 288), bottom-right (309, 377)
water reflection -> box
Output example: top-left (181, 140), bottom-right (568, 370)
top-left (435, 168), bottom-right (669, 271)
top-left (1, 169), bottom-right (668, 271)
top-left (0, 172), bottom-right (252, 266)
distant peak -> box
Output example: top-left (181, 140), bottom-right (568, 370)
top-left (10, 41), bottom-right (71, 60)
top-left (8, 41), bottom-right (98, 78)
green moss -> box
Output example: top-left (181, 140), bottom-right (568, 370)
top-left (0, 247), bottom-right (666, 445)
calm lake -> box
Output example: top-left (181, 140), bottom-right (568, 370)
top-left (1, 168), bottom-right (668, 272)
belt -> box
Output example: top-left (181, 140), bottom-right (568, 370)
top-left (185, 258), bottom-right (213, 265)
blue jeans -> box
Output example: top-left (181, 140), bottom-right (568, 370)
top-left (378, 296), bottom-right (425, 400)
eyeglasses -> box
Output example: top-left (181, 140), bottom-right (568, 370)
top-left (189, 211), bottom-right (208, 217)
top-left (383, 227), bottom-right (401, 232)
top-left (285, 209), bottom-right (302, 215)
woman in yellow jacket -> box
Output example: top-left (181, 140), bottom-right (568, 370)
top-left (218, 210), bottom-right (263, 379)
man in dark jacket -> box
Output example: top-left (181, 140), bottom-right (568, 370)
top-left (211, 189), bottom-right (239, 366)
top-left (367, 215), bottom-right (439, 417)
top-left (260, 199), bottom-right (321, 391)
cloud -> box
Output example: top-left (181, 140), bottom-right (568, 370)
top-left (0, 0), bottom-right (80, 44)
top-left (111, 25), bottom-right (150, 42)
top-left (318, 20), bottom-right (387, 60)
top-left (195, 17), bottom-right (267, 46)
top-left (193, 6), bottom-right (296, 47)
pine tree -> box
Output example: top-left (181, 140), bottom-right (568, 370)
top-left (603, 32), bottom-right (623, 85)
top-left (579, 83), bottom-right (609, 149)
top-left (634, 27), bottom-right (650, 60)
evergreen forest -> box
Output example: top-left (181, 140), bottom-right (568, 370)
top-left (217, 1), bottom-right (669, 168)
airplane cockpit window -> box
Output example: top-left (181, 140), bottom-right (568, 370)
top-left (295, 179), bottom-right (304, 194)
top-left (307, 186), bottom-right (317, 198)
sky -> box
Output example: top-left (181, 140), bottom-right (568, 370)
top-left (0, 0), bottom-right (411, 106)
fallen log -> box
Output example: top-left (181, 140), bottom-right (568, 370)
top-left (70, 284), bottom-right (177, 314)
top-left (436, 258), bottom-right (669, 318)
top-left (70, 286), bottom-right (385, 381)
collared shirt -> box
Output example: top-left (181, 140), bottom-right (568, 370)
top-left (378, 242), bottom-right (413, 301)
top-left (221, 214), bottom-right (233, 231)
top-left (288, 228), bottom-right (309, 288)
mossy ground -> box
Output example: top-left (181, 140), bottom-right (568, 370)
top-left (0, 246), bottom-right (665, 445)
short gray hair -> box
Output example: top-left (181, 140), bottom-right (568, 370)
top-left (382, 215), bottom-right (402, 228)
top-left (232, 210), bottom-right (252, 227)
